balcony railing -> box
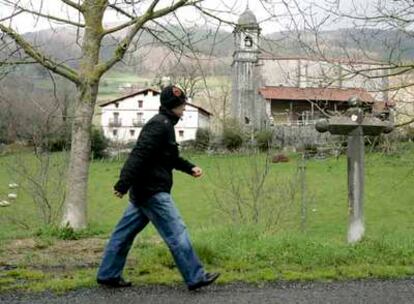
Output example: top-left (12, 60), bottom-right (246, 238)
top-left (108, 118), bottom-right (122, 127)
top-left (132, 119), bottom-right (145, 127)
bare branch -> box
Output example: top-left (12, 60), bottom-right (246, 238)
top-left (104, 0), bottom-right (162, 35)
top-left (0, 24), bottom-right (80, 84)
top-left (395, 118), bottom-right (414, 128)
top-left (194, 4), bottom-right (236, 27)
top-left (60, 0), bottom-right (83, 12)
top-left (107, 3), bottom-right (135, 19)
top-left (97, 0), bottom-right (198, 76)
top-left (18, 7), bottom-right (85, 28)
top-left (0, 10), bottom-right (24, 22)
top-left (0, 60), bottom-right (37, 65)
top-left (103, 19), bottom-right (137, 35)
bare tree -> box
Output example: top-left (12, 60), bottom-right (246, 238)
top-left (206, 152), bottom-right (300, 231)
top-left (0, 0), bottom-right (211, 229)
top-left (167, 61), bottom-right (204, 98)
top-left (204, 83), bottom-right (232, 133)
top-left (274, 0), bottom-right (414, 126)
top-left (0, 76), bottom-right (71, 228)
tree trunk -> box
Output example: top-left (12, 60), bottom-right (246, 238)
top-left (61, 2), bottom-right (105, 229)
top-left (61, 82), bottom-right (97, 229)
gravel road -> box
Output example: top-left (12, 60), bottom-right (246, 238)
top-left (1, 279), bottom-right (413, 304)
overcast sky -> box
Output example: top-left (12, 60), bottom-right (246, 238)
top-left (0, 0), bottom-right (378, 34)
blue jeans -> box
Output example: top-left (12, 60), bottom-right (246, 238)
top-left (97, 192), bottom-right (205, 286)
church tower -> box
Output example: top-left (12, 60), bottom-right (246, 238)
top-left (231, 6), bottom-right (265, 130)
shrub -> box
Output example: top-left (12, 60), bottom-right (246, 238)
top-left (180, 139), bottom-right (196, 151)
top-left (222, 121), bottom-right (245, 151)
top-left (91, 127), bottom-right (109, 159)
top-left (208, 153), bottom-right (298, 229)
top-left (402, 126), bottom-right (414, 142)
top-left (48, 136), bottom-right (71, 152)
top-left (195, 128), bottom-right (211, 151)
top-left (255, 129), bottom-right (273, 151)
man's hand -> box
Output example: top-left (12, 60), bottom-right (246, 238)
top-left (191, 166), bottom-right (203, 178)
top-left (114, 190), bottom-right (124, 199)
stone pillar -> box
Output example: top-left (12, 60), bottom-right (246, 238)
top-left (347, 126), bottom-right (365, 243)
top-left (315, 99), bottom-right (394, 244)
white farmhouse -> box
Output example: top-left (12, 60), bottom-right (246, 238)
top-left (99, 88), bottom-right (211, 143)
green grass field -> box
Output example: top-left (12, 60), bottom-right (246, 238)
top-left (96, 71), bottom-right (230, 102)
top-left (98, 71), bottom-right (152, 101)
top-left (0, 146), bottom-right (413, 293)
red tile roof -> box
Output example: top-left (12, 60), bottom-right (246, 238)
top-left (259, 86), bottom-right (377, 103)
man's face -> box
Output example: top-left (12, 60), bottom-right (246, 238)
top-left (172, 104), bottom-right (186, 118)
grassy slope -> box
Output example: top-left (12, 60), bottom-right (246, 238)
top-left (0, 146), bottom-right (413, 293)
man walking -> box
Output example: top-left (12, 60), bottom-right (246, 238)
top-left (97, 85), bottom-right (219, 291)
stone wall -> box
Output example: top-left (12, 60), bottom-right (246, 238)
top-left (272, 124), bottom-right (341, 148)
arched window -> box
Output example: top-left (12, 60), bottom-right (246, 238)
top-left (244, 36), bottom-right (253, 48)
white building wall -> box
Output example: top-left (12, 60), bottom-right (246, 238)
top-left (176, 106), bottom-right (199, 142)
top-left (100, 90), bottom-right (209, 143)
top-left (198, 113), bottom-right (210, 129)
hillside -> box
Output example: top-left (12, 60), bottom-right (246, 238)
top-left (3, 25), bottom-right (411, 75)
top-left (265, 28), bottom-right (414, 61)
top-left (2, 25), bottom-right (414, 96)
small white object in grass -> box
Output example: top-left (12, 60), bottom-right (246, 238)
top-left (8, 183), bottom-right (19, 189)
top-left (0, 200), bottom-right (11, 207)
top-left (8, 193), bottom-right (17, 199)
top-left (312, 208), bottom-right (317, 212)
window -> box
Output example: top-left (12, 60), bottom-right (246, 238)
top-left (130, 129), bottom-right (135, 137)
top-left (110, 112), bottom-right (121, 127)
top-left (138, 100), bottom-right (143, 108)
top-left (114, 112), bottom-right (120, 123)
top-left (244, 36), bottom-right (253, 48)
top-left (178, 130), bottom-right (184, 138)
top-left (112, 129), bottom-right (118, 136)
top-left (115, 102), bottom-right (119, 108)
top-left (133, 112), bottom-right (144, 127)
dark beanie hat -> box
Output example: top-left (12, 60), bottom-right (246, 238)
top-left (160, 85), bottom-right (187, 110)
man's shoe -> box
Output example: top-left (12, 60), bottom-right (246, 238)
top-left (97, 277), bottom-right (132, 288)
top-left (188, 272), bottom-right (220, 291)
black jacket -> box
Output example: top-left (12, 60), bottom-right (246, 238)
top-left (114, 107), bottom-right (195, 203)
